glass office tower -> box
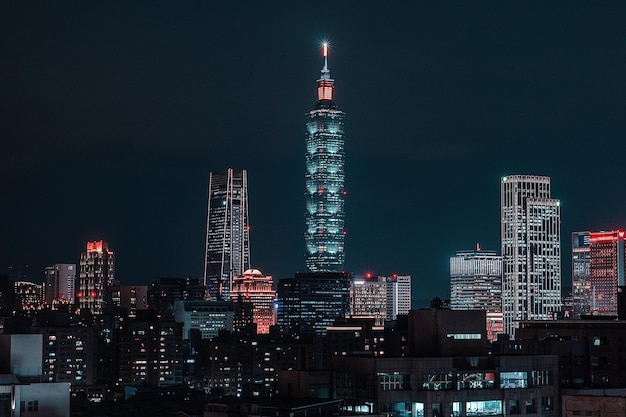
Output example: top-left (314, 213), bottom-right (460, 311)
top-left (204, 168), bottom-right (250, 301)
top-left (305, 44), bottom-right (346, 272)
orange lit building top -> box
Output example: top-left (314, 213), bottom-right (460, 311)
top-left (86, 240), bottom-right (110, 253)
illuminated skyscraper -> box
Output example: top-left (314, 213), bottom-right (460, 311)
top-left (204, 168), bottom-right (250, 300)
top-left (450, 246), bottom-right (503, 341)
top-left (305, 43), bottom-right (346, 272)
top-left (78, 240), bottom-right (115, 315)
top-left (589, 230), bottom-right (626, 316)
top-left (501, 175), bottom-right (561, 338)
top-left (572, 231), bottom-right (591, 318)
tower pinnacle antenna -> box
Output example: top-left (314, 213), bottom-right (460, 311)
top-left (323, 42), bottom-right (328, 70)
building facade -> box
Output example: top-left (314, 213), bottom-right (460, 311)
top-left (43, 264), bottom-right (76, 308)
top-left (386, 275), bottom-right (412, 320)
top-left (276, 272), bottom-right (351, 338)
top-left (204, 169), bottom-right (250, 301)
top-left (174, 300), bottom-right (235, 340)
top-left (14, 281), bottom-right (43, 311)
top-left (350, 274), bottom-right (412, 325)
top-left (450, 247), bottom-right (503, 341)
top-left (304, 44), bottom-right (347, 272)
top-left (572, 231), bottom-right (591, 318)
top-left (589, 230), bottom-right (626, 316)
top-left (500, 175), bottom-right (562, 337)
top-left (230, 269), bottom-right (275, 334)
top-left (350, 275), bottom-right (387, 325)
top-left (78, 241), bottom-right (115, 315)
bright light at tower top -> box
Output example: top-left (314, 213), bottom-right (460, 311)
top-left (323, 42), bottom-right (328, 57)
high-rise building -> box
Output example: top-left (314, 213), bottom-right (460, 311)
top-left (350, 274), bottom-right (387, 325)
top-left (304, 43), bottom-right (347, 272)
top-left (43, 264), bottom-right (76, 308)
top-left (276, 271), bottom-right (351, 338)
top-left (204, 168), bottom-right (250, 300)
top-left (450, 246), bottom-right (503, 341)
top-left (500, 175), bottom-right (561, 338)
top-left (385, 274), bottom-right (412, 320)
top-left (572, 231), bottom-right (591, 318)
top-left (78, 240), bottom-right (115, 315)
top-left (230, 268), bottom-right (275, 334)
top-left (589, 230), bottom-right (626, 316)
top-left (349, 274), bottom-right (412, 325)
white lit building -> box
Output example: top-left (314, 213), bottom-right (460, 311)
top-left (501, 175), bottom-right (562, 338)
top-left (450, 246), bottom-right (503, 341)
top-left (386, 275), bottom-right (412, 320)
top-left (572, 231), bottom-right (591, 318)
top-left (174, 300), bottom-right (234, 340)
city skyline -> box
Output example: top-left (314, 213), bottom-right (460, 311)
top-left (3, 3), bottom-right (626, 303)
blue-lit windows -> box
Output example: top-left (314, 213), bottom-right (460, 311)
top-left (500, 371), bottom-right (528, 389)
top-left (465, 400), bottom-right (502, 416)
top-left (422, 372), bottom-right (453, 390)
top-left (456, 372), bottom-right (495, 389)
top-left (378, 372), bottom-right (410, 391)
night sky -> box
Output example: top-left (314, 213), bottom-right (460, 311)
top-left (3, 2), bottom-right (626, 307)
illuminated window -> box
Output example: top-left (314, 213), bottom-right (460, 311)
top-left (378, 372), bottom-right (409, 391)
top-left (500, 371), bottom-right (527, 389)
top-left (422, 372), bottom-right (453, 390)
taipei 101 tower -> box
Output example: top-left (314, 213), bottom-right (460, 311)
top-left (304, 43), bottom-right (346, 272)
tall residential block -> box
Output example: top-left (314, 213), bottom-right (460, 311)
top-left (43, 264), bottom-right (76, 308)
top-left (304, 43), bottom-right (346, 272)
top-left (386, 274), bottom-right (412, 320)
top-left (572, 231), bottom-right (591, 318)
top-left (589, 230), bottom-right (625, 316)
top-left (450, 246), bottom-right (503, 341)
top-left (500, 175), bottom-right (561, 337)
top-left (78, 240), bottom-right (115, 315)
top-left (204, 168), bottom-right (250, 301)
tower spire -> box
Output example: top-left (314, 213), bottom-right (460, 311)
top-left (317, 43), bottom-right (334, 101)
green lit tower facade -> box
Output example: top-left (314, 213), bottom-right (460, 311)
top-left (305, 43), bottom-right (346, 272)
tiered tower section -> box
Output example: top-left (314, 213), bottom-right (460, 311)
top-left (305, 43), bottom-right (346, 272)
